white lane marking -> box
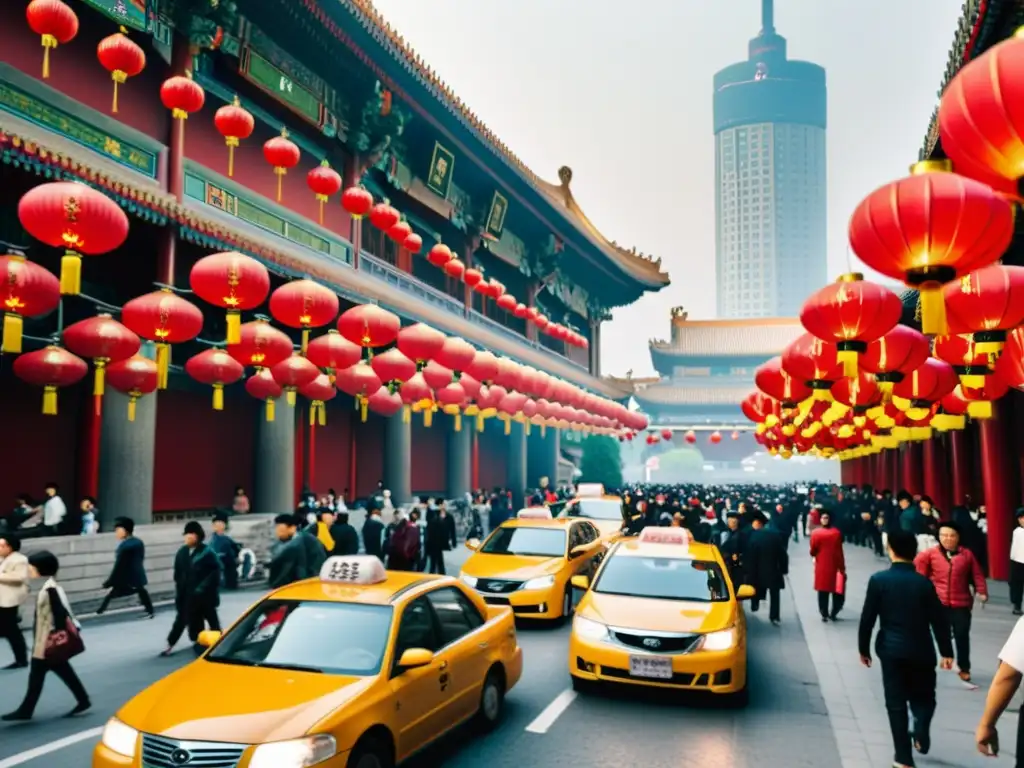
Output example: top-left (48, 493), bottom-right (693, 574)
top-left (0, 726), bottom-right (103, 768)
top-left (524, 688), bottom-right (577, 734)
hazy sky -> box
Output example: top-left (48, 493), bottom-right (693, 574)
top-left (370, 0), bottom-right (964, 376)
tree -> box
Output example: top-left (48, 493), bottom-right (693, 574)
top-left (579, 435), bottom-right (623, 489)
top-left (654, 448), bottom-right (705, 482)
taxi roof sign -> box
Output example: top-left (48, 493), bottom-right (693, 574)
top-left (638, 527), bottom-right (690, 545)
top-left (517, 507), bottom-right (553, 520)
top-left (576, 483), bottom-right (605, 498)
top-left (320, 555), bottom-right (388, 585)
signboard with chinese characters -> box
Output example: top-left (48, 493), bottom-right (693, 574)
top-left (82, 0), bottom-right (148, 31)
top-left (240, 48), bottom-right (323, 127)
top-left (426, 141), bottom-right (455, 199)
top-left (485, 190), bottom-right (508, 240)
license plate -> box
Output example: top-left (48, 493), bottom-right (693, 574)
top-left (629, 655), bottom-right (673, 679)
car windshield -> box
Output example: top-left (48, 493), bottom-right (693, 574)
top-left (566, 499), bottom-right (624, 521)
top-left (481, 526), bottom-right (567, 558)
top-left (593, 556), bottom-right (730, 602)
top-left (207, 600), bottom-right (393, 675)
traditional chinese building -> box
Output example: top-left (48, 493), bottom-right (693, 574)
top-left (0, 0), bottom-right (668, 522)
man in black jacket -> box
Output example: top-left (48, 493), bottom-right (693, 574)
top-left (859, 530), bottom-right (954, 768)
top-left (329, 512), bottom-right (360, 556)
top-left (744, 511), bottom-right (788, 625)
top-left (162, 521), bottom-right (221, 657)
top-left (362, 506), bottom-right (386, 560)
top-left (96, 517), bottom-right (154, 618)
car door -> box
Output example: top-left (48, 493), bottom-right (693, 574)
top-left (388, 596), bottom-right (445, 760)
top-left (425, 586), bottom-right (490, 722)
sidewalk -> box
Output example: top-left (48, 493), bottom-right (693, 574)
top-left (788, 538), bottom-right (1021, 768)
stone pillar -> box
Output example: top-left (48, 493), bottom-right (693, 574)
top-left (540, 428), bottom-right (561, 489)
top-left (507, 421), bottom-right (527, 511)
top-left (980, 409), bottom-right (1016, 581)
top-left (254, 398), bottom-right (296, 517)
top-left (383, 412), bottom-right (412, 505)
top-left (98, 388), bottom-right (157, 527)
top-left (445, 414), bottom-right (471, 500)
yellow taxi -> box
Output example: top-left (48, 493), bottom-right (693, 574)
top-left (93, 556), bottom-right (523, 768)
top-left (460, 507), bottom-right (605, 622)
top-left (558, 495), bottom-right (629, 543)
top-left (568, 527), bottom-right (754, 704)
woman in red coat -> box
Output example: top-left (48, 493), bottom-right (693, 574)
top-left (810, 510), bottom-right (846, 622)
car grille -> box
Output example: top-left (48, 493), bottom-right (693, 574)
top-left (142, 734), bottom-right (247, 768)
top-left (612, 630), bottom-right (700, 654)
top-left (478, 578), bottom-right (523, 594)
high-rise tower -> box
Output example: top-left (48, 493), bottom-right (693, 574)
top-left (713, 0), bottom-right (827, 318)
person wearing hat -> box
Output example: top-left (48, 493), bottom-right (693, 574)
top-left (161, 521), bottom-right (221, 657)
top-left (744, 510), bottom-right (788, 625)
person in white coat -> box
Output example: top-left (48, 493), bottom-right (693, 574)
top-left (0, 534), bottom-right (30, 668)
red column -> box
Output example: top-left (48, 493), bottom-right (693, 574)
top-left (900, 442), bottom-right (923, 495)
top-left (887, 449), bottom-right (900, 492)
top-left (347, 408), bottom-right (358, 503)
top-left (840, 460), bottom-right (852, 485)
top-left (76, 394), bottom-right (102, 500)
top-left (922, 436), bottom-right (950, 517)
top-left (307, 420), bottom-right (317, 493)
top-left (949, 429), bottom-right (970, 506)
top-left (980, 409), bottom-right (1017, 581)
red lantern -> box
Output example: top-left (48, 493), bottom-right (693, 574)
top-left (781, 333), bottom-right (842, 399)
top-left (959, 376), bottom-right (1010, 420)
top-left (160, 72), bottom-right (205, 131)
top-left (13, 345), bottom-right (87, 415)
top-left (306, 160), bottom-right (342, 225)
top-left (96, 28), bottom-right (145, 113)
top-left (387, 221), bottom-right (412, 244)
top-left (731, 430), bottom-right (740, 440)
top-left (189, 251), bottom-right (270, 345)
top-left (995, 327), bottom-right (1024, 391)
top-left (213, 96), bottom-right (254, 177)
top-left (337, 304), bottom-right (400, 349)
top-left (463, 268), bottom-right (483, 288)
top-left (933, 386), bottom-right (971, 431)
top-left (269, 280), bottom-right (339, 353)
top-left (710, 431), bottom-right (722, 444)
top-left (62, 314), bottom-right (140, 396)
top-left (104, 354), bottom-right (157, 422)
top-left (370, 348), bottom-right (417, 387)
top-left (306, 330), bottom-right (361, 379)
top-left (943, 264), bottom-right (1024, 354)
top-left (423, 360), bottom-right (454, 391)
top-left (800, 275), bottom-right (901, 376)
top-left (228, 319), bottom-right (293, 370)
top-left (513, 303), bottom-right (528, 319)
top-left (300, 374), bottom-right (336, 427)
top-left (435, 337), bottom-right (477, 375)
top-left (399, 372), bottom-right (433, 418)
top-left (0, 255), bottom-right (60, 354)
top-left (443, 259), bottom-right (465, 279)
top-left (367, 386), bottom-right (403, 418)
top-left (467, 349), bottom-right (499, 383)
top-left (404, 233), bottom-right (423, 254)
top-left (534, 314), bottom-right (549, 329)
top-left (436, 382), bottom-right (468, 430)
top-left (684, 430), bottom-right (696, 444)
top-left (397, 323), bottom-right (446, 365)
top-left (335, 362), bottom-right (382, 422)
top-left (526, 306), bottom-right (539, 321)
top-left (263, 129), bottom-right (300, 203)
top-left (26, 0), bottom-right (78, 79)
top-left (427, 244), bottom-right (453, 267)
top-left (271, 354), bottom-right (319, 406)
top-left (18, 181), bottom-right (129, 295)
top-left (120, 290), bottom-right (204, 389)
top-left (830, 373), bottom-right (882, 411)
top-left (369, 203), bottom-right (400, 232)
top-left (342, 187), bottom-right (374, 219)
top-left (859, 325), bottom-right (931, 394)
top-left (661, 429), bottom-right (673, 441)
top-left (891, 357), bottom-right (958, 408)
top-left (754, 356), bottom-right (811, 407)
top-left (246, 368), bottom-right (284, 422)
top-left (932, 334), bottom-right (993, 389)
top-left (496, 294), bottom-right (517, 313)
top-left (185, 349), bottom-right (244, 411)
top-left (848, 168), bottom-right (1013, 334)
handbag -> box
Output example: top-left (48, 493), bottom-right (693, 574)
top-left (42, 588), bottom-right (85, 664)
top-left (836, 571), bottom-right (846, 596)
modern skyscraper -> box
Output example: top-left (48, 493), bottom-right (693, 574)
top-left (713, 0), bottom-right (827, 319)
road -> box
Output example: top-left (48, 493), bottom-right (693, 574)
top-left (0, 546), bottom-right (842, 768)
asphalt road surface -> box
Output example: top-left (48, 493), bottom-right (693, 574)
top-left (0, 548), bottom-right (841, 768)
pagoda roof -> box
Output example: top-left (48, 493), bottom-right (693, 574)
top-left (633, 383), bottom-right (752, 406)
top-left (651, 316), bottom-right (803, 357)
top-left (334, 1), bottom-right (669, 289)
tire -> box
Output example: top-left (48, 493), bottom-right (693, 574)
top-left (346, 735), bottom-right (394, 768)
top-left (559, 585), bottom-right (573, 623)
top-left (570, 675), bottom-right (592, 694)
top-left (475, 668), bottom-right (505, 731)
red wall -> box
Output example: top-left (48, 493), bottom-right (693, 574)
top-left (411, 418), bottom-right (446, 496)
top-left (308, 399), bottom-right (353, 497)
top-left (153, 388), bottom-right (257, 512)
top-left (477, 419), bottom-right (508, 491)
top-left (0, 370), bottom-right (84, 508)
top-left (352, 411), bottom-right (384, 499)
top-left (1, 10), bottom-right (170, 142)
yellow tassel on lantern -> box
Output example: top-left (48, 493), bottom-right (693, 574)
top-left (910, 427), bottom-right (932, 441)
top-left (212, 383), bottom-right (224, 411)
top-left (60, 250), bottom-right (82, 295)
top-left (878, 380), bottom-right (894, 399)
top-left (960, 374), bottom-right (986, 389)
top-left (813, 388), bottom-right (832, 401)
top-left (111, 69), bottom-right (127, 113)
top-left (837, 348), bottom-right (858, 378)
top-left (503, 417), bottom-right (511, 436)
top-left (2, 312), bottom-right (23, 354)
top-left (477, 414), bottom-right (485, 432)
top-left (764, 415), bottom-right (779, 427)
top-left (540, 424), bottom-right (546, 437)
top-left (301, 328), bottom-right (310, 355)
top-left (275, 167), bottom-right (287, 202)
top-left (226, 311), bottom-right (241, 344)
top-left (318, 402), bottom-right (327, 427)
top-left (287, 389), bottom-right (297, 406)
top-left (918, 284), bottom-right (947, 335)
top-left (93, 361), bottom-right (106, 396)
top-left (127, 393), bottom-right (139, 422)
top-left (524, 422), bottom-right (531, 436)
top-left (891, 396), bottom-right (911, 411)
top-left (402, 405), bottom-right (411, 423)
top-left (360, 396), bottom-right (368, 422)
top-left (41, 33), bottom-right (57, 79)
top-left (265, 398), bottom-right (276, 422)
top-left (454, 413), bottom-right (462, 432)
top-left (424, 408), bottom-right (434, 428)
top-left (317, 195), bottom-right (327, 226)
top-left (892, 426), bottom-right (911, 441)
top-left (155, 343), bottom-right (170, 389)
top-left (906, 407), bottom-right (931, 421)
top-left (42, 385), bottom-right (58, 415)
top-left (225, 136), bottom-right (239, 177)
top-left (309, 402), bottom-right (317, 426)
top-left (967, 400), bottom-right (992, 419)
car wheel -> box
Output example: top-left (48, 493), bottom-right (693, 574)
top-left (560, 585), bottom-right (573, 621)
top-left (476, 668), bottom-right (505, 730)
top-left (347, 736), bottom-right (394, 768)
top-left (570, 675), bottom-right (592, 694)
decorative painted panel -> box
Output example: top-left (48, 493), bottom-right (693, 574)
top-left (240, 47), bottom-right (324, 128)
top-left (426, 141), bottom-right (455, 198)
top-left (82, 0), bottom-right (149, 31)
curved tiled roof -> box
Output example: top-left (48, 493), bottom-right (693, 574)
top-left (339, 1), bottom-right (668, 286)
top-left (651, 317), bottom-right (804, 357)
top-left (634, 384), bottom-right (752, 406)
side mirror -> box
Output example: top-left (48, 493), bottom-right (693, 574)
top-left (465, 538), bottom-right (480, 551)
top-left (396, 647), bottom-right (434, 670)
top-left (571, 574), bottom-right (590, 590)
top-left (197, 630), bottom-right (222, 648)
top-left (736, 584), bottom-right (756, 601)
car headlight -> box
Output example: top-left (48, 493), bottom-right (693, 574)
top-left (249, 735), bottom-right (337, 768)
top-left (573, 615), bottom-right (609, 641)
top-left (699, 627), bottom-right (737, 652)
top-left (460, 572), bottom-right (478, 588)
top-left (101, 718), bottom-right (138, 758)
top-left (521, 575), bottom-right (555, 591)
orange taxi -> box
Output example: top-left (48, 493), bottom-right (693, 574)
top-left (558, 495), bottom-right (629, 543)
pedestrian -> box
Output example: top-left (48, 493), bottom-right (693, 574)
top-left (39, 482), bottom-right (66, 536)
top-left (209, 513), bottom-right (240, 590)
top-left (161, 522), bottom-right (221, 657)
top-left (717, 510), bottom-right (744, 584)
top-left (1, 550), bottom-right (90, 721)
top-left (744, 510), bottom-right (788, 625)
top-left (313, 507), bottom-right (337, 553)
top-left (386, 512), bottom-right (420, 572)
top-left (96, 517), bottom-right (155, 618)
top-left (858, 530), bottom-right (954, 768)
top-left (329, 511), bottom-right (360, 556)
top-left (78, 497), bottom-right (99, 535)
top-left (296, 512), bottom-right (327, 574)
top-left (268, 514), bottom-right (307, 588)
top-left (362, 506), bottom-right (385, 560)
top-left (231, 485), bottom-right (250, 515)
top-left (810, 509), bottom-right (846, 621)
top-left (1010, 508), bottom-right (1024, 616)
top-left (974, 614), bottom-right (1024, 760)
top-left (0, 533), bottom-right (30, 669)
top-left (914, 521), bottom-right (987, 683)
top-left (425, 503), bottom-right (455, 575)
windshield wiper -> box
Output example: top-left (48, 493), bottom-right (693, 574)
top-left (208, 657), bottom-right (323, 673)
top-left (256, 662), bottom-right (324, 674)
